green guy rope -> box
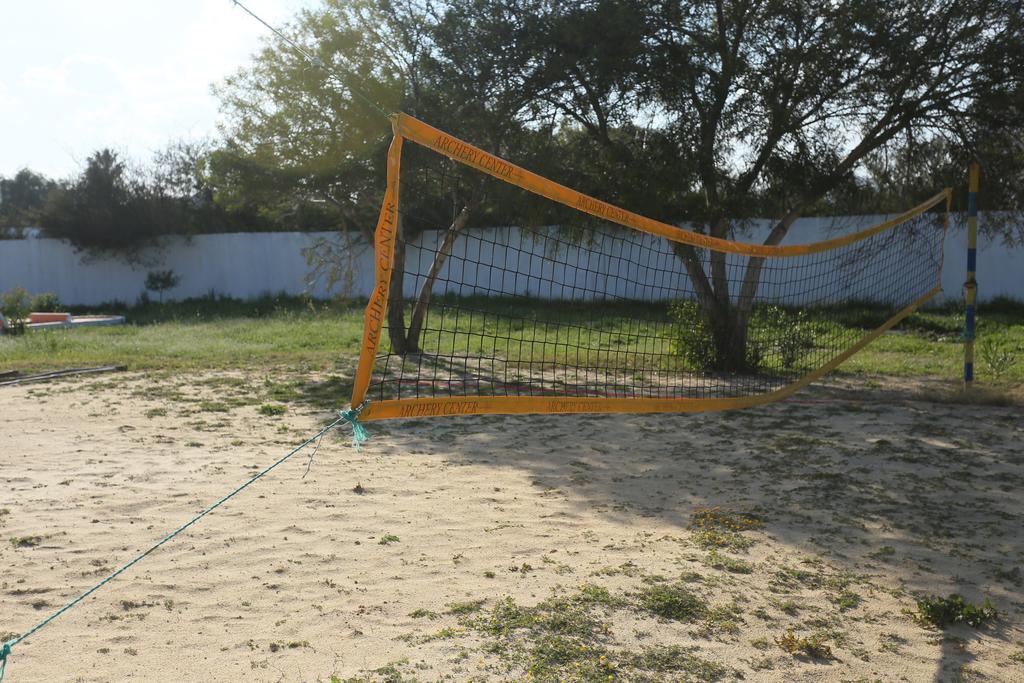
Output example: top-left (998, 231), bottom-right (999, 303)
top-left (1, 407), bottom-right (367, 681)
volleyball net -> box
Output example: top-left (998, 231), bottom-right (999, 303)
top-left (349, 114), bottom-right (951, 421)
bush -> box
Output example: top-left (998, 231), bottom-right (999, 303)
top-left (29, 292), bottom-right (62, 312)
top-left (668, 301), bottom-right (818, 373)
top-left (750, 306), bottom-right (817, 370)
top-left (1, 287), bottom-right (31, 334)
top-left (668, 300), bottom-right (720, 371)
top-left (913, 594), bottom-right (998, 629)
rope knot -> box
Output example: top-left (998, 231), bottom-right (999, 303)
top-left (340, 402), bottom-right (370, 448)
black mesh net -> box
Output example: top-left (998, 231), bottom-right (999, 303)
top-left (363, 139), bottom-right (947, 407)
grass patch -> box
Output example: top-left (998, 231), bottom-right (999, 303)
top-left (912, 594), bottom-right (998, 629)
top-left (378, 534), bottom-right (400, 545)
top-left (258, 403), bottom-right (288, 416)
top-left (3, 294), bottom-right (1022, 386)
top-left (702, 550), bottom-right (754, 574)
top-left (831, 589), bottom-right (862, 611)
top-left (624, 645), bottom-right (734, 679)
top-left (445, 600), bottom-right (484, 616)
top-left (637, 583), bottom-right (706, 622)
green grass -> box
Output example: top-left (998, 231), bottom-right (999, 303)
top-left (0, 294), bottom-right (365, 372)
top-left (637, 583), bottom-right (707, 621)
top-left (2, 293), bottom-right (1021, 385)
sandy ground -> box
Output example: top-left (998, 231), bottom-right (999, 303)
top-left (1, 371), bottom-right (1022, 682)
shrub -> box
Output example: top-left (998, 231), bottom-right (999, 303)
top-left (1, 287), bottom-right (31, 334)
top-left (776, 630), bottom-right (833, 659)
top-left (668, 300), bottom-right (719, 371)
top-left (668, 301), bottom-right (818, 372)
top-left (913, 594), bottom-right (998, 629)
top-left (29, 292), bottom-right (61, 312)
top-left (751, 306), bottom-right (817, 369)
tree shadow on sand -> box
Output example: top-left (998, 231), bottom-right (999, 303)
top-left (375, 380), bottom-right (1023, 680)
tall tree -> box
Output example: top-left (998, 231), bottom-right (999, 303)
top-left (215, 0), bottom-right (545, 353)
top-left (446, 0), bottom-right (1024, 370)
top-left (0, 169), bottom-right (54, 232)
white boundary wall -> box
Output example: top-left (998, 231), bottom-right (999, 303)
top-left (0, 215), bottom-right (1020, 306)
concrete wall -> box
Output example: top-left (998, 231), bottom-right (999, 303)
top-left (0, 214), bottom-right (1019, 306)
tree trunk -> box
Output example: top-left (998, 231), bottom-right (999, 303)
top-left (386, 214), bottom-right (409, 355)
top-left (672, 211), bottom-right (800, 373)
top-left (405, 205), bottom-right (472, 352)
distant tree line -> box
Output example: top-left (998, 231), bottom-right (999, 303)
top-left (0, 141), bottom-right (353, 262)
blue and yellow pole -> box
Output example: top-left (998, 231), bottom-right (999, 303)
top-left (964, 161), bottom-right (979, 386)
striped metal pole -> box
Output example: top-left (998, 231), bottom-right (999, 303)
top-left (964, 161), bottom-right (980, 386)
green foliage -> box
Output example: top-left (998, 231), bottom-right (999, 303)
top-left (144, 270), bottom-right (181, 302)
top-left (702, 550), bottom-right (754, 574)
top-left (0, 169), bottom-right (53, 230)
top-left (637, 583), bottom-right (706, 621)
top-left (667, 300), bottom-right (721, 371)
top-left (445, 600), bottom-right (484, 615)
top-left (378, 534), bottom-right (400, 545)
top-left (408, 608), bottom-right (438, 620)
top-left (753, 306), bottom-right (818, 369)
top-left (688, 506), bottom-right (763, 551)
top-left (29, 292), bottom-right (61, 312)
top-left (832, 589), bottom-right (862, 611)
top-left (977, 337), bottom-right (1018, 380)
top-left (775, 631), bottom-right (833, 659)
top-left (10, 535), bottom-right (42, 548)
top-left (1, 287), bottom-right (31, 334)
top-left (913, 594), bottom-right (998, 629)
top-left (258, 403), bottom-right (288, 416)
top-left (39, 150), bottom-right (173, 261)
top-left (669, 301), bottom-right (818, 372)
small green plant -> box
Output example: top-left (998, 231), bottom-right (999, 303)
top-left (977, 338), bottom-right (1017, 380)
top-left (144, 270), bottom-right (180, 303)
top-left (702, 549), bottom-right (753, 574)
top-left (378, 534), bottom-right (400, 545)
top-left (10, 535), bottom-right (42, 548)
top-left (408, 608), bottom-right (439, 620)
top-left (446, 600), bottom-right (484, 615)
top-left (913, 594), bottom-right (998, 629)
top-left (258, 403), bottom-right (288, 416)
top-left (29, 292), bottom-right (61, 312)
top-left (832, 589), bottom-right (862, 611)
top-left (638, 583), bottom-right (706, 621)
top-left (1, 287), bottom-right (31, 334)
top-left (688, 506), bottom-right (763, 552)
top-left (775, 630), bottom-right (833, 659)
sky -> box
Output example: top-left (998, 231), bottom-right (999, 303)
top-left (0, 0), bottom-right (317, 179)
